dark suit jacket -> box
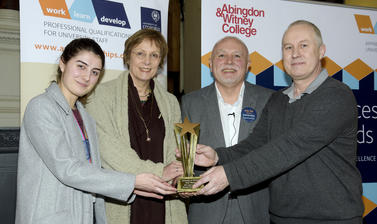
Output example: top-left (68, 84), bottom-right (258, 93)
top-left (181, 82), bottom-right (274, 224)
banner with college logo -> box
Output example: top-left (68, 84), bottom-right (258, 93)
top-left (20, 0), bottom-right (168, 113)
top-left (202, 0), bottom-right (377, 221)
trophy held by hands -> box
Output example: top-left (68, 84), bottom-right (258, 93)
top-left (174, 117), bottom-right (203, 192)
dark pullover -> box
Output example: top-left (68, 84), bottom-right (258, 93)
top-left (217, 76), bottom-right (364, 224)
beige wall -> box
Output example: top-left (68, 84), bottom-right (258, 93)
top-left (0, 9), bottom-right (19, 127)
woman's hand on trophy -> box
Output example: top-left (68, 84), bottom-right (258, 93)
top-left (192, 166), bottom-right (229, 195)
top-left (134, 173), bottom-right (177, 199)
top-left (162, 161), bottom-right (183, 182)
top-left (134, 189), bottom-right (164, 199)
top-left (195, 144), bottom-right (219, 167)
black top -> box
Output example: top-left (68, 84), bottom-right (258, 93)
top-left (128, 75), bottom-right (165, 224)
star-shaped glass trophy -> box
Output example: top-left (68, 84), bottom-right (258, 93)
top-left (174, 117), bottom-right (203, 192)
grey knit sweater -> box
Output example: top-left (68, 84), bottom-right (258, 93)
top-left (217, 76), bottom-right (364, 224)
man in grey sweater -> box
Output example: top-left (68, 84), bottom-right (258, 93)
top-left (189, 20), bottom-right (364, 223)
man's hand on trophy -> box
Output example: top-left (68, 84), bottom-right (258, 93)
top-left (175, 144), bottom-right (218, 167)
top-left (195, 144), bottom-right (219, 167)
top-left (192, 166), bottom-right (229, 195)
top-left (163, 161), bottom-right (183, 182)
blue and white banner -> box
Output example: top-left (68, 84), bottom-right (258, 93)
top-left (20, 0), bottom-right (169, 113)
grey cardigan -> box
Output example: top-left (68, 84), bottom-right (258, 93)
top-left (16, 82), bottom-right (135, 224)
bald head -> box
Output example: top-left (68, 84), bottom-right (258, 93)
top-left (209, 36), bottom-right (250, 89)
top-left (211, 36), bottom-right (249, 62)
top-left (282, 20), bottom-right (323, 48)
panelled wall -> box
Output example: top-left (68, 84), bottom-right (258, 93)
top-left (0, 9), bottom-right (19, 224)
top-left (0, 9), bottom-right (19, 128)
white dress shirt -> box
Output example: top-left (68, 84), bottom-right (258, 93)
top-left (215, 82), bottom-right (245, 147)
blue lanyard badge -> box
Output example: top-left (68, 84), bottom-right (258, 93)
top-left (241, 107), bottom-right (257, 123)
top-left (83, 139), bottom-right (92, 163)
